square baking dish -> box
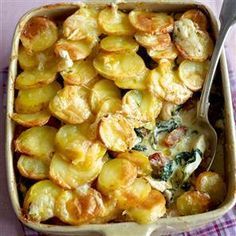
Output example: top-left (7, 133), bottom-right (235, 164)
top-left (6, 1), bottom-right (236, 235)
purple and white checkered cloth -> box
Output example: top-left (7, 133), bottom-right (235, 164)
top-left (0, 1), bottom-right (235, 235)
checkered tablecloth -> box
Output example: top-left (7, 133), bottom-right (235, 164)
top-left (0, 1), bottom-right (235, 236)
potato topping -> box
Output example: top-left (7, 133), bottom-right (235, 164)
top-left (15, 126), bottom-right (57, 160)
top-left (49, 153), bottom-right (105, 189)
top-left (99, 114), bottom-right (137, 152)
top-left (97, 158), bottom-right (137, 194)
top-left (55, 188), bottom-right (104, 225)
top-left (100, 35), bottom-right (139, 52)
top-left (20, 16), bottom-right (58, 52)
top-left (174, 18), bottom-right (213, 61)
top-left (15, 81), bottom-right (61, 114)
top-left (55, 124), bottom-right (106, 165)
top-left (93, 52), bottom-right (146, 80)
top-left (98, 6), bottom-right (135, 35)
top-left (49, 85), bottom-right (92, 124)
top-left (11, 110), bottom-right (51, 127)
top-left (17, 155), bottom-right (49, 180)
top-left (23, 180), bottom-right (61, 222)
top-left (129, 11), bottom-right (174, 34)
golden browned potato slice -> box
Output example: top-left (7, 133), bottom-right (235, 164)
top-left (99, 114), bottom-right (137, 152)
top-left (49, 153), bottom-right (104, 189)
top-left (54, 38), bottom-right (93, 61)
top-left (20, 16), bottom-right (58, 52)
top-left (15, 69), bottom-right (57, 90)
top-left (181, 9), bottom-right (208, 31)
top-left (116, 151), bottom-right (152, 176)
top-left (90, 79), bottom-right (121, 113)
top-left (93, 52), bottom-right (145, 80)
top-left (196, 171), bottom-right (226, 206)
top-left (63, 6), bottom-right (100, 41)
top-left (49, 85), bottom-right (92, 124)
top-left (55, 124), bottom-right (106, 165)
top-left (17, 155), bottom-right (49, 180)
top-left (174, 18), bottom-right (213, 61)
top-left (147, 43), bottom-right (179, 61)
top-left (60, 59), bottom-right (97, 86)
top-left (147, 68), bottom-right (166, 100)
top-left (176, 191), bottom-right (210, 216)
top-left (97, 98), bottom-right (122, 118)
top-left (129, 10), bottom-right (174, 34)
top-left (11, 110), bottom-right (50, 127)
top-left (135, 33), bottom-right (171, 50)
top-left (55, 188), bottom-right (104, 225)
top-left (18, 45), bottom-right (38, 70)
top-left (122, 90), bottom-right (163, 125)
top-left (98, 6), bottom-right (135, 35)
top-left (15, 126), bottom-right (57, 160)
top-left (23, 180), bottom-right (62, 222)
top-left (114, 69), bottom-right (149, 90)
top-left (15, 81), bottom-right (61, 114)
top-left (127, 189), bottom-right (166, 224)
top-left (97, 158), bottom-right (137, 194)
top-left (115, 178), bottom-right (151, 209)
top-left (100, 36), bottom-right (139, 53)
top-left (159, 102), bottom-right (178, 121)
top-left (178, 60), bottom-right (209, 91)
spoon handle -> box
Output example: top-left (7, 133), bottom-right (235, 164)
top-left (197, 0), bottom-right (236, 119)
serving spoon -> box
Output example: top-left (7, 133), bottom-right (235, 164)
top-left (197, 0), bottom-right (236, 170)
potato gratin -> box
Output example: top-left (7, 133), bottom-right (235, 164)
top-left (13, 5), bottom-right (226, 225)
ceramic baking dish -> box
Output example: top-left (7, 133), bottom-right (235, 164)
top-left (6, 1), bottom-right (236, 235)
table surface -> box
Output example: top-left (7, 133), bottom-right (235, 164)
top-left (0, 1), bottom-right (235, 236)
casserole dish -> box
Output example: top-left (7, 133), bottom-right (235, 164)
top-left (6, 0), bottom-right (236, 235)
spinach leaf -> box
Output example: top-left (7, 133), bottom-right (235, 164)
top-left (160, 160), bottom-right (176, 181)
top-left (132, 144), bottom-right (147, 151)
top-left (154, 118), bottom-right (181, 135)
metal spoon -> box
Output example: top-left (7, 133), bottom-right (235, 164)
top-left (197, 0), bottom-right (236, 170)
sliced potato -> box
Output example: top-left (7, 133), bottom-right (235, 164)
top-left (116, 151), bottom-right (152, 176)
top-left (54, 38), bottom-right (93, 61)
top-left (15, 81), bottom-right (61, 114)
top-left (49, 85), bottom-right (92, 124)
top-left (98, 7), bottom-right (135, 35)
top-left (114, 69), bottom-right (149, 90)
top-left (11, 110), bottom-right (50, 127)
top-left (115, 178), bottom-right (151, 209)
top-left (196, 171), bottom-right (226, 206)
top-left (100, 36), bottom-right (138, 52)
top-left (60, 59), bottom-right (97, 86)
top-left (174, 18), bottom-right (213, 61)
top-left (63, 6), bottom-right (100, 41)
top-left (23, 180), bottom-right (61, 222)
top-left (99, 114), bottom-right (137, 152)
top-left (55, 124), bottom-right (106, 165)
top-left (15, 126), bottom-right (57, 160)
top-left (49, 153), bottom-right (104, 189)
top-left (90, 79), bottom-right (121, 113)
top-left (97, 98), bottom-right (122, 118)
top-left (20, 16), bottom-right (58, 52)
top-left (17, 155), bottom-right (49, 180)
top-left (55, 188), bottom-right (104, 225)
top-left (147, 43), bottom-right (178, 61)
top-left (159, 102), bottom-right (178, 120)
top-left (18, 45), bottom-right (38, 70)
top-left (127, 189), bottom-right (166, 224)
top-left (135, 33), bottom-right (171, 50)
top-left (176, 191), bottom-right (210, 216)
top-left (181, 9), bottom-right (208, 31)
top-left (15, 69), bottom-right (57, 90)
top-left (122, 90), bottom-right (163, 125)
top-left (129, 10), bottom-right (174, 34)
top-left (93, 52), bottom-right (145, 80)
top-left (97, 158), bottom-right (137, 194)
top-left (178, 60), bottom-right (209, 91)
